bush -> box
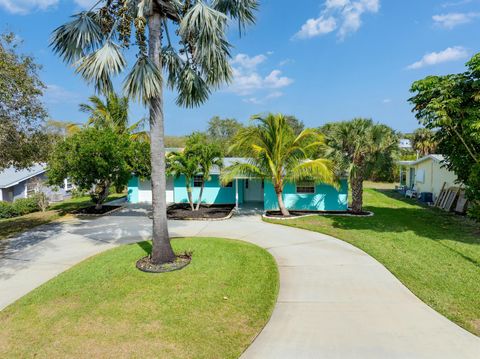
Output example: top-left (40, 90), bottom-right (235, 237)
top-left (0, 201), bottom-right (15, 219)
top-left (12, 197), bottom-right (40, 216)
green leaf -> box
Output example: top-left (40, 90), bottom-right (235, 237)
top-left (123, 56), bottom-right (162, 104)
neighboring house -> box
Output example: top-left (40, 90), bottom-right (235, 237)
top-left (128, 157), bottom-right (349, 211)
top-left (399, 138), bottom-right (412, 150)
top-left (398, 155), bottom-right (459, 200)
top-left (0, 164), bottom-right (72, 203)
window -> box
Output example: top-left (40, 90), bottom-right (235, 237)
top-left (193, 175), bottom-right (204, 187)
top-left (222, 181), bottom-right (233, 188)
top-left (245, 179), bottom-right (249, 189)
top-left (296, 181), bottom-right (315, 194)
top-left (261, 179), bottom-right (264, 189)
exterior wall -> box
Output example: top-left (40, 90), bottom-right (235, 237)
top-left (264, 179), bottom-right (349, 211)
top-left (12, 181), bottom-right (27, 201)
top-left (406, 159), bottom-right (458, 199)
top-left (174, 175), bottom-right (244, 205)
top-left (127, 177), bottom-right (139, 203)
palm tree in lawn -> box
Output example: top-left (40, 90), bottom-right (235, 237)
top-left (166, 151), bottom-right (199, 211)
top-left (221, 113), bottom-right (335, 217)
top-left (322, 119), bottom-right (398, 214)
top-left (51, 0), bottom-right (258, 265)
top-left (80, 92), bottom-right (148, 141)
top-left (185, 133), bottom-right (223, 210)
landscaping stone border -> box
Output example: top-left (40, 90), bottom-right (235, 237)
top-left (74, 205), bottom-right (124, 218)
top-left (262, 210), bottom-right (374, 220)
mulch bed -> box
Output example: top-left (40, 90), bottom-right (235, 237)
top-left (136, 254), bottom-right (192, 273)
top-left (74, 205), bottom-right (123, 216)
top-left (265, 210), bottom-right (373, 218)
top-left (167, 204), bottom-right (235, 220)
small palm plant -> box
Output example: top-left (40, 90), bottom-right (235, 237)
top-left (79, 92), bottom-right (148, 141)
top-left (166, 151), bottom-right (199, 211)
top-left (221, 113), bottom-right (335, 216)
top-left (51, 0), bottom-right (258, 265)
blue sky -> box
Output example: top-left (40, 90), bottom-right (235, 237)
top-left (1, 0), bottom-right (480, 135)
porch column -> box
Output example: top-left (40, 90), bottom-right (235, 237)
top-left (235, 178), bottom-right (239, 210)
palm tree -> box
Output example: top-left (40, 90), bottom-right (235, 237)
top-left (166, 151), bottom-right (199, 211)
top-left (221, 113), bottom-right (335, 216)
top-left (411, 128), bottom-right (437, 157)
top-left (79, 92), bottom-right (148, 141)
top-left (322, 119), bottom-right (399, 214)
top-left (51, 1), bottom-right (258, 265)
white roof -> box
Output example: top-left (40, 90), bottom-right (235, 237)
top-left (0, 164), bottom-right (46, 189)
top-left (398, 154), bottom-right (446, 166)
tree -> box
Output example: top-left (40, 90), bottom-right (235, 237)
top-left (410, 128), bottom-right (437, 157)
top-left (185, 133), bottom-right (223, 209)
top-left (285, 115), bottom-right (305, 136)
top-left (409, 53), bottom-right (480, 219)
top-left (47, 128), bottom-right (134, 210)
top-left (166, 151), bottom-right (199, 211)
top-left (321, 119), bottom-right (399, 214)
top-left (80, 92), bottom-right (148, 141)
top-left (0, 32), bottom-right (48, 169)
top-left (51, 0), bottom-right (258, 265)
top-left (221, 113), bottom-right (334, 216)
top-left (206, 116), bottom-right (243, 155)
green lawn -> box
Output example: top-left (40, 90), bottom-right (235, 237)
top-left (0, 237), bottom-right (279, 359)
top-left (265, 186), bottom-right (480, 336)
top-left (0, 193), bottom-right (126, 241)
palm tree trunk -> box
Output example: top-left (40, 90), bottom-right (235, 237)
top-left (148, 12), bottom-right (175, 264)
top-left (350, 172), bottom-right (364, 214)
top-left (276, 191), bottom-right (290, 216)
top-left (195, 183), bottom-right (205, 211)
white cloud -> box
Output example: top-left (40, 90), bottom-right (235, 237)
top-left (227, 53), bottom-right (294, 97)
top-left (43, 84), bottom-right (81, 105)
top-left (383, 98), bottom-right (392, 104)
top-left (433, 12), bottom-right (480, 29)
top-left (295, 0), bottom-right (380, 40)
top-left (74, 0), bottom-right (98, 7)
top-left (243, 92), bottom-right (284, 105)
top-left (0, 0), bottom-right (58, 14)
top-left (407, 46), bottom-right (469, 70)
top-left (441, 0), bottom-right (473, 8)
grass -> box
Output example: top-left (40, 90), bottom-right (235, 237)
top-left (264, 185), bottom-right (480, 336)
top-left (0, 237), bottom-right (279, 358)
top-left (0, 193), bottom-right (125, 241)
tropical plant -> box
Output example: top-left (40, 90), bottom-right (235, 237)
top-left (221, 113), bottom-right (334, 216)
top-left (321, 119), bottom-right (399, 214)
top-left (80, 92), bottom-right (148, 141)
top-left (206, 116), bottom-right (243, 155)
top-left (185, 133), bottom-right (223, 210)
top-left (166, 151), bottom-right (199, 211)
top-left (409, 53), bottom-right (480, 220)
top-left (47, 127), bottom-right (134, 210)
top-left (410, 128), bottom-right (438, 157)
top-left (51, 0), bottom-right (258, 265)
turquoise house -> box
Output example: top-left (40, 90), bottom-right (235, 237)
top-left (127, 157), bottom-right (348, 212)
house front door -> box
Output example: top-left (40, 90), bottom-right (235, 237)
top-left (244, 179), bottom-right (264, 202)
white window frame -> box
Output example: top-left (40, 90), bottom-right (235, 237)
top-left (296, 181), bottom-right (315, 194)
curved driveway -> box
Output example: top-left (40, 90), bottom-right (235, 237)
top-left (1, 205), bottom-right (479, 358)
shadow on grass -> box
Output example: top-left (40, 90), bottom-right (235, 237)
top-left (136, 241), bottom-right (152, 255)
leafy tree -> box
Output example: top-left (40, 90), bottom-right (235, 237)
top-left (165, 136), bottom-right (187, 148)
top-left (285, 115), bottom-right (305, 136)
top-left (206, 116), bottom-right (243, 155)
top-left (409, 53), bottom-right (480, 219)
top-left (51, 0), bottom-right (258, 265)
top-left (321, 119), bottom-right (399, 214)
top-left (166, 151), bottom-right (199, 211)
top-left (410, 128), bottom-right (438, 157)
top-left (0, 32), bottom-right (48, 169)
top-left (80, 92), bottom-right (148, 141)
top-left (185, 133), bottom-right (223, 209)
top-left (221, 114), bottom-right (334, 216)
top-left (47, 128), bottom-right (135, 210)
top-left (45, 120), bottom-right (81, 138)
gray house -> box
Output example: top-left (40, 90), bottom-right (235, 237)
top-left (0, 164), bottom-right (71, 203)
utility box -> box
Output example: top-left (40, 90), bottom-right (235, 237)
top-left (419, 192), bottom-right (433, 203)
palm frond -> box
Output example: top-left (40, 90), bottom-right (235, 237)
top-left (287, 159), bottom-right (336, 186)
top-left (176, 66), bottom-right (210, 108)
top-left (51, 11), bottom-right (103, 64)
top-left (161, 46), bottom-right (184, 89)
top-left (213, 0), bottom-right (259, 33)
top-left (220, 162), bottom-right (265, 185)
top-left (76, 40), bottom-right (126, 93)
top-left (123, 56), bottom-right (162, 104)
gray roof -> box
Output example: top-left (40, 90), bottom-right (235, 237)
top-left (210, 157), bottom-right (249, 175)
top-left (398, 154), bottom-right (446, 166)
top-left (0, 164), bottom-right (46, 189)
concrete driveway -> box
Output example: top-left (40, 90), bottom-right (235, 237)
top-left (0, 204), bottom-right (479, 358)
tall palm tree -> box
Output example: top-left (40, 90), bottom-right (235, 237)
top-left (411, 128), bottom-right (437, 157)
top-left (221, 113), bottom-right (335, 216)
top-left (79, 92), bottom-right (148, 141)
top-left (322, 119), bottom-right (399, 213)
top-left (51, 1), bottom-right (258, 265)
top-left (166, 151), bottom-right (199, 211)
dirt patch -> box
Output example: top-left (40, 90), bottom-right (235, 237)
top-left (265, 210), bottom-right (373, 218)
top-left (167, 204), bottom-right (235, 220)
top-left (136, 253), bottom-right (192, 273)
top-left (74, 205), bottom-right (122, 216)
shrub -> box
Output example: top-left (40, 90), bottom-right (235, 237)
top-left (0, 201), bottom-right (15, 219)
top-left (12, 197), bottom-right (40, 216)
